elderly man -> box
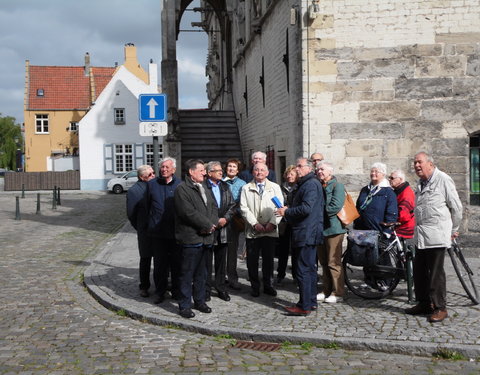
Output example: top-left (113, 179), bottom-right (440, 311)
top-left (310, 152), bottom-right (324, 168)
top-left (277, 157), bottom-right (325, 316)
top-left (405, 152), bottom-right (463, 323)
top-left (238, 151), bottom-right (277, 183)
top-left (126, 165), bottom-right (155, 298)
top-left (240, 162), bottom-right (283, 297)
top-left (147, 157), bottom-right (181, 304)
top-left (205, 161), bottom-right (236, 302)
top-left (388, 169), bottom-right (415, 240)
top-left (174, 159), bottom-right (219, 318)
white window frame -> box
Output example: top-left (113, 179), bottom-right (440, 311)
top-left (144, 143), bottom-right (163, 167)
top-left (114, 108), bottom-right (125, 125)
top-left (35, 114), bottom-right (49, 134)
top-left (114, 144), bottom-right (133, 173)
top-left (69, 121), bottom-right (78, 132)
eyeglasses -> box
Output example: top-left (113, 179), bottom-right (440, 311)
top-left (388, 176), bottom-right (399, 180)
top-left (296, 164), bottom-right (308, 168)
top-left (210, 169), bottom-right (223, 173)
top-left (312, 159), bottom-right (322, 162)
top-left (147, 172), bottom-right (155, 177)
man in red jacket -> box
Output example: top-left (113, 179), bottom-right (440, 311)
top-left (389, 169), bottom-right (415, 239)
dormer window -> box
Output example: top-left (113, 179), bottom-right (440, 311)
top-left (37, 89), bottom-right (44, 96)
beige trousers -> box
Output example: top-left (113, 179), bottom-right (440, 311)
top-left (317, 233), bottom-right (345, 297)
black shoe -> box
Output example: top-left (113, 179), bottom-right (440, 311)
top-left (228, 281), bottom-right (242, 290)
top-left (217, 291), bottom-right (231, 301)
top-left (179, 308), bottom-right (195, 318)
top-left (153, 294), bottom-right (165, 304)
top-left (194, 303), bottom-right (212, 313)
top-left (250, 289), bottom-right (260, 297)
top-left (139, 289), bottom-right (149, 298)
top-left (264, 286), bottom-right (277, 297)
top-left (405, 303), bottom-right (434, 315)
top-left (205, 291), bottom-right (211, 302)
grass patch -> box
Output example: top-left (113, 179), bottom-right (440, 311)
top-left (280, 341), bottom-right (293, 350)
top-left (318, 341), bottom-right (340, 350)
top-left (115, 308), bottom-right (127, 317)
top-left (433, 348), bottom-right (467, 361)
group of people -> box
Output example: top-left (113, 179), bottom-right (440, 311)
top-left (126, 150), bottom-right (463, 323)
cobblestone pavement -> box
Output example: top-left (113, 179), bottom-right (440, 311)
top-left (1, 191), bottom-right (479, 374)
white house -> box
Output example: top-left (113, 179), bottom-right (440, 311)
top-left (79, 61), bottom-right (161, 190)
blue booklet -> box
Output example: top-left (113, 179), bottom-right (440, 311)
top-left (271, 196), bottom-right (283, 208)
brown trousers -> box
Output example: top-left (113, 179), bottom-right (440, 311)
top-left (317, 233), bottom-right (345, 297)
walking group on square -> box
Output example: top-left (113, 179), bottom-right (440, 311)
top-left (126, 150), bottom-right (462, 323)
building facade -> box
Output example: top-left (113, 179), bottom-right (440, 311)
top-left (170, 0), bottom-right (480, 217)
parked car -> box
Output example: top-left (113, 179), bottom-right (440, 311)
top-left (107, 170), bottom-right (138, 194)
top-left (0, 168), bottom-right (6, 177)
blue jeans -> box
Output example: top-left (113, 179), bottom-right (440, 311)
top-left (178, 244), bottom-right (210, 310)
top-left (293, 245), bottom-right (318, 311)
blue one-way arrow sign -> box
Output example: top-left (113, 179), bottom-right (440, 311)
top-left (139, 94), bottom-right (167, 122)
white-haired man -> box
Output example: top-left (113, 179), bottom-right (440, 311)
top-left (238, 151), bottom-right (277, 183)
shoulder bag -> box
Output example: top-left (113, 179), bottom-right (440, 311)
top-left (336, 185), bottom-right (360, 226)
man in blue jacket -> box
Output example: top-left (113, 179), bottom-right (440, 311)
top-left (276, 157), bottom-right (325, 316)
top-left (126, 164), bottom-right (155, 298)
top-left (147, 157), bottom-right (181, 304)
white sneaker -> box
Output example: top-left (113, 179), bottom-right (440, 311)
top-left (324, 295), bottom-right (343, 304)
top-left (316, 292), bottom-right (326, 302)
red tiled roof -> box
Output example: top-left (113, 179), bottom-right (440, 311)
top-left (27, 65), bottom-right (116, 110)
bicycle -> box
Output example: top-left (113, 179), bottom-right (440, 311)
top-left (342, 223), bottom-right (415, 301)
top-left (448, 239), bottom-right (479, 305)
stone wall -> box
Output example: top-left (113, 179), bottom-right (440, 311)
top-left (230, 0), bottom-right (303, 172)
top-left (305, 0), bottom-right (480, 207)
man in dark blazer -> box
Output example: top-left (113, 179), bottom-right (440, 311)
top-left (276, 157), bottom-right (325, 316)
top-left (174, 159), bottom-right (219, 318)
top-left (126, 164), bottom-right (155, 297)
top-left (205, 161), bottom-right (236, 302)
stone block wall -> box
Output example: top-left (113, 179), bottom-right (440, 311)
top-left (305, 0), bottom-right (480, 206)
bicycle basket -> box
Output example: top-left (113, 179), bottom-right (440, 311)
top-left (345, 229), bottom-right (380, 267)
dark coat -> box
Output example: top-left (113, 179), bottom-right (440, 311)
top-left (147, 175), bottom-right (181, 239)
top-left (285, 172), bottom-right (325, 247)
top-left (354, 184), bottom-right (398, 233)
top-left (206, 179), bottom-right (236, 244)
top-left (174, 177), bottom-right (219, 246)
top-left (126, 179), bottom-right (149, 233)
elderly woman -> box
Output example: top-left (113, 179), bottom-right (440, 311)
top-left (354, 162), bottom-right (398, 233)
top-left (223, 158), bottom-right (247, 290)
top-left (315, 161), bottom-right (347, 303)
top-left (276, 165), bottom-right (298, 284)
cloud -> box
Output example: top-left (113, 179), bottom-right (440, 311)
top-left (0, 0), bottom-right (208, 122)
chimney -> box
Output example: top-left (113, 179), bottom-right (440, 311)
top-left (84, 52), bottom-right (90, 76)
top-left (124, 43), bottom-right (137, 66)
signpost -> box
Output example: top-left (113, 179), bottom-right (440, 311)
top-left (138, 94), bottom-right (168, 175)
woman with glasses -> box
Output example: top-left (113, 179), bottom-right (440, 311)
top-left (354, 162), bottom-right (398, 234)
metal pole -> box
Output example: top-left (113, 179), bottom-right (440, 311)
top-left (52, 188), bottom-right (57, 210)
top-left (153, 136), bottom-right (159, 175)
top-left (36, 193), bottom-right (41, 214)
top-left (21, 183), bottom-right (25, 198)
top-left (56, 187), bottom-right (61, 205)
top-left (15, 196), bottom-right (21, 220)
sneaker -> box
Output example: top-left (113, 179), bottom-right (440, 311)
top-left (324, 295), bottom-right (342, 304)
top-left (316, 292), bottom-right (326, 302)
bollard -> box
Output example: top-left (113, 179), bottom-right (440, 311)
top-left (52, 188), bottom-right (57, 210)
top-left (56, 186), bottom-right (61, 205)
top-left (21, 184), bottom-right (25, 198)
top-left (15, 196), bottom-right (21, 220)
top-left (36, 193), bottom-right (41, 214)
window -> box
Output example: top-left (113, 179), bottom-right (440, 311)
top-left (69, 122), bottom-right (78, 132)
top-left (145, 143), bottom-right (163, 167)
top-left (36, 89), bottom-right (44, 96)
top-left (114, 144), bottom-right (133, 173)
top-left (114, 108), bottom-right (125, 125)
top-left (35, 114), bottom-right (49, 133)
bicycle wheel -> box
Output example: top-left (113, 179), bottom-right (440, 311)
top-left (448, 244), bottom-right (479, 305)
top-left (343, 247), bottom-right (402, 299)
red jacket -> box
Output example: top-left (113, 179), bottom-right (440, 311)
top-left (394, 182), bottom-right (415, 238)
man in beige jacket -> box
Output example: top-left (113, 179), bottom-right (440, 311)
top-left (240, 163), bottom-right (284, 297)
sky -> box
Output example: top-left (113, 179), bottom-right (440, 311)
top-left (0, 0), bottom-right (208, 125)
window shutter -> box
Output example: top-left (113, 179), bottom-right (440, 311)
top-left (104, 144), bottom-right (113, 173)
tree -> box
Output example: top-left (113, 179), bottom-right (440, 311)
top-left (0, 114), bottom-right (22, 170)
